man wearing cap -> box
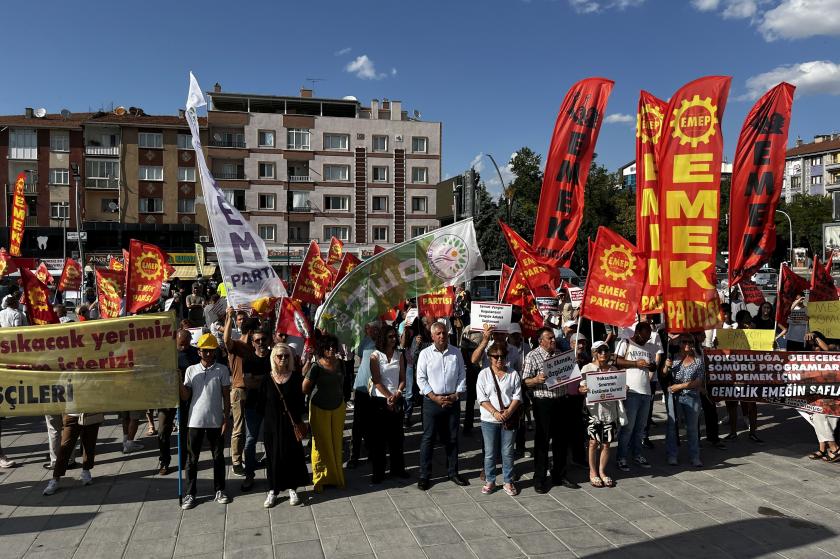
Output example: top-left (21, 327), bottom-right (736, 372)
top-left (180, 333), bottom-right (231, 509)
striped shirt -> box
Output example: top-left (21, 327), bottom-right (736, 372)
top-left (522, 346), bottom-right (565, 399)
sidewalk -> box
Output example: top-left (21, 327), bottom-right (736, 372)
top-left (0, 402), bottom-right (838, 558)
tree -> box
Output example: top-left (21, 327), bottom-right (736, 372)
top-left (776, 194), bottom-right (833, 259)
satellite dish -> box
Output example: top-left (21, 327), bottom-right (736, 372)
top-left (413, 110), bottom-right (421, 119)
top-left (213, 132), bottom-right (222, 142)
top-left (342, 95), bottom-right (358, 101)
top-left (114, 106), bottom-right (127, 116)
top-left (33, 108), bottom-right (47, 118)
top-left (60, 109), bottom-right (71, 119)
top-left (108, 202), bottom-right (118, 212)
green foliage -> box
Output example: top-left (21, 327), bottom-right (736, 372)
top-left (776, 194), bottom-right (833, 257)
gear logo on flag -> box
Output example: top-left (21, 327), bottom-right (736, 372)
top-left (600, 244), bottom-right (636, 281)
top-left (427, 234), bottom-right (469, 281)
top-left (669, 95), bottom-right (718, 148)
top-left (28, 287), bottom-right (49, 312)
top-left (637, 102), bottom-right (665, 144)
top-left (100, 277), bottom-right (120, 300)
top-left (136, 251), bottom-right (163, 281)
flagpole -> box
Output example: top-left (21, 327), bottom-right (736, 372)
top-left (773, 262), bottom-right (783, 348)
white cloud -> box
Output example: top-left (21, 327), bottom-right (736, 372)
top-left (604, 113), bottom-right (634, 124)
top-left (721, 0), bottom-right (758, 18)
top-left (334, 47), bottom-right (351, 56)
top-left (470, 152), bottom-right (517, 199)
top-left (691, 0), bottom-right (720, 9)
top-left (345, 55), bottom-right (388, 80)
top-left (391, 68), bottom-right (397, 76)
top-left (741, 60), bottom-right (840, 100)
top-left (760, 0), bottom-right (840, 40)
top-left (568, 0), bottom-right (644, 13)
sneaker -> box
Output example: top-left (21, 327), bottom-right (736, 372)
top-left (231, 463), bottom-right (246, 477)
top-left (481, 482), bottom-right (495, 495)
top-left (43, 479), bottom-right (59, 496)
top-left (288, 489), bottom-right (301, 506)
top-left (122, 440), bottom-right (143, 454)
top-left (633, 456), bottom-right (652, 469)
top-left (668, 457), bottom-right (679, 466)
top-left (80, 469), bottom-right (92, 486)
top-left (0, 456), bottom-right (18, 468)
top-left (215, 490), bottom-right (230, 504)
top-left (181, 495), bottom-right (196, 510)
top-left (346, 401), bottom-right (355, 410)
top-left (616, 459), bottom-right (630, 472)
top-left (263, 491), bottom-right (276, 508)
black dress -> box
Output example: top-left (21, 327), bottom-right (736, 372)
top-left (258, 371), bottom-right (310, 492)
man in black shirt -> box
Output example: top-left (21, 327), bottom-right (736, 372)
top-left (241, 327), bottom-right (272, 491)
top-left (156, 329), bottom-right (199, 475)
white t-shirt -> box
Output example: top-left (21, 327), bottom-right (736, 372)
top-left (615, 338), bottom-right (663, 395)
top-left (476, 367), bottom-right (522, 423)
top-left (184, 362), bottom-right (231, 428)
top-left (371, 349), bottom-right (401, 397)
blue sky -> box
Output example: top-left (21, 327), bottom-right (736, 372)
top-left (2, 0), bottom-right (840, 197)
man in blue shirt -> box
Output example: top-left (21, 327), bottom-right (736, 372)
top-left (347, 321), bottom-right (380, 469)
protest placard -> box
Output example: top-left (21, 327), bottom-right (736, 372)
top-left (808, 300), bottom-right (840, 338)
top-left (470, 302), bottom-right (512, 332)
top-left (536, 297), bottom-right (560, 319)
top-left (403, 308), bottom-right (419, 327)
top-left (543, 350), bottom-right (581, 390)
top-left (585, 370), bottom-right (627, 404)
top-left (567, 286), bottom-right (584, 309)
top-left (715, 329), bottom-right (775, 350)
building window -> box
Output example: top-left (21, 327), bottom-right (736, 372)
top-left (224, 190), bottom-right (246, 211)
top-left (372, 226), bottom-right (388, 242)
top-left (139, 166), bottom-right (164, 181)
top-left (791, 176), bottom-right (801, 189)
top-left (50, 131), bottom-right (69, 152)
top-left (178, 167), bottom-right (196, 182)
top-left (372, 196), bottom-right (388, 212)
top-left (177, 133), bottom-right (193, 150)
top-left (287, 128), bottom-right (311, 150)
top-left (258, 130), bottom-right (275, 147)
top-left (411, 136), bottom-right (428, 153)
top-left (86, 159), bottom-right (120, 188)
top-left (177, 198), bottom-right (196, 213)
top-left (324, 164), bottom-right (350, 181)
top-left (372, 166), bottom-right (388, 182)
top-left (100, 198), bottom-right (119, 213)
top-left (289, 191), bottom-right (309, 211)
top-left (324, 133), bottom-right (349, 150)
top-left (259, 193), bottom-right (276, 210)
top-left (372, 135), bottom-right (388, 152)
top-left (258, 162), bottom-right (275, 179)
top-left (411, 167), bottom-right (428, 183)
top-left (324, 226), bottom-right (350, 241)
top-left (811, 156), bottom-right (823, 166)
top-left (812, 175), bottom-right (823, 185)
top-left (411, 226), bottom-right (428, 238)
top-left (9, 128), bottom-right (37, 159)
top-left (289, 223), bottom-right (309, 243)
top-left (138, 132), bottom-right (163, 149)
top-left (411, 196), bottom-right (428, 213)
top-left (50, 202), bottom-right (69, 219)
top-left (324, 195), bottom-right (350, 211)
top-left (49, 168), bottom-right (69, 185)
top-left (139, 197), bottom-right (163, 213)
top-left (258, 224), bottom-right (276, 242)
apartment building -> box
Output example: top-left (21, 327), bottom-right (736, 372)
top-left (783, 134), bottom-right (840, 208)
top-left (207, 85), bottom-right (441, 275)
top-left (0, 108), bottom-right (208, 276)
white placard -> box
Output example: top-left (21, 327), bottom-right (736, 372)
top-left (403, 307), bottom-right (419, 327)
top-left (188, 327), bottom-right (204, 347)
top-left (543, 350), bottom-right (582, 390)
top-left (469, 302), bottom-right (513, 332)
top-left (585, 370), bottom-right (627, 403)
top-left (567, 286), bottom-right (584, 309)
top-left (536, 297), bottom-right (560, 319)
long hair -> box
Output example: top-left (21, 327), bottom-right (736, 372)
top-left (270, 343), bottom-right (295, 374)
top-left (375, 324), bottom-right (398, 353)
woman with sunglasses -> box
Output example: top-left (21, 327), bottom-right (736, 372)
top-left (369, 324), bottom-right (409, 483)
top-left (579, 341), bottom-right (623, 488)
top-left (664, 336), bottom-right (705, 467)
top-left (476, 341), bottom-right (522, 496)
top-left (259, 343), bottom-right (310, 507)
top-left (302, 333), bottom-right (346, 492)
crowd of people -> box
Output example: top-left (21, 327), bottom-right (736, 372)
top-left (0, 278), bottom-right (838, 513)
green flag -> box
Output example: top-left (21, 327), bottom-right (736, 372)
top-left (317, 219), bottom-right (485, 347)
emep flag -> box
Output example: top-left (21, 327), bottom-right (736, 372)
top-left (580, 227), bottom-right (644, 327)
top-left (533, 78), bottom-right (613, 267)
top-left (657, 76), bottom-right (731, 332)
top-left (20, 268), bottom-right (59, 325)
top-left (292, 241), bottom-right (332, 305)
top-left (326, 236), bottom-right (344, 269)
top-left (499, 221), bottom-right (559, 297)
top-left (96, 268), bottom-right (125, 319)
top-left (125, 239), bottom-right (170, 313)
top-left (58, 258), bottom-right (82, 291)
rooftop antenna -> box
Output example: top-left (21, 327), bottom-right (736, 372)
top-left (305, 78), bottom-right (325, 90)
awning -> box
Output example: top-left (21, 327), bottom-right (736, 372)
top-left (168, 264), bottom-right (217, 280)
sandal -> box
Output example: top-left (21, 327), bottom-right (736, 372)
top-left (823, 449), bottom-right (840, 463)
top-left (481, 482), bottom-right (495, 495)
top-left (503, 483), bottom-right (519, 496)
top-left (808, 450), bottom-right (826, 460)
top-left (601, 476), bottom-right (615, 488)
top-left (590, 476), bottom-right (604, 488)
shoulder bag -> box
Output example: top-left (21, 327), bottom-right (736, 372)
top-left (490, 371), bottom-right (522, 431)
top-left (272, 376), bottom-right (309, 442)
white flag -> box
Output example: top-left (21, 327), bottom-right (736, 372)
top-left (185, 72), bottom-right (287, 306)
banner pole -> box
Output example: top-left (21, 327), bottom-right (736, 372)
top-left (575, 314), bottom-right (582, 358)
top-left (773, 262), bottom-right (783, 347)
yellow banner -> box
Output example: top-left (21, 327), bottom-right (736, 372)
top-left (0, 312), bottom-right (179, 415)
top-left (715, 329), bottom-right (775, 351)
top-left (807, 300), bottom-right (840, 339)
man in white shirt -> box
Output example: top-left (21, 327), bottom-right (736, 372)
top-left (0, 295), bottom-right (26, 328)
top-left (416, 322), bottom-right (468, 490)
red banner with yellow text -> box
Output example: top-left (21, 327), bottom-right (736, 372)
top-left (519, 290), bottom-right (545, 339)
top-left (657, 76), bottom-right (731, 331)
top-left (58, 258), bottom-right (82, 292)
top-left (9, 173), bottom-right (26, 257)
top-left (35, 262), bottom-right (54, 285)
top-left (499, 264), bottom-right (513, 302)
top-left (418, 286), bottom-right (455, 318)
top-left (292, 240), bottom-right (332, 305)
top-left (96, 268), bottom-right (125, 319)
top-left (500, 221), bottom-right (559, 297)
top-left (126, 240), bottom-right (170, 314)
top-left (326, 237), bottom-right (344, 269)
top-left (580, 227), bottom-right (645, 327)
top-left (729, 82), bottom-right (794, 287)
top-left (0, 249), bottom-right (18, 278)
top-left (333, 252), bottom-right (361, 288)
top-left (20, 267), bottom-right (59, 325)
top-left (501, 266), bottom-right (528, 308)
top-left (532, 78), bottom-right (614, 267)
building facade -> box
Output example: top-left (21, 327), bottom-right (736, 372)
top-left (207, 86), bottom-right (441, 274)
top-left (783, 134), bottom-right (840, 207)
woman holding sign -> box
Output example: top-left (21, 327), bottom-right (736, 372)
top-left (579, 341), bottom-right (623, 488)
top-left (664, 336), bottom-right (705, 467)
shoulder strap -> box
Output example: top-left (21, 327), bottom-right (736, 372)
top-left (490, 371), bottom-right (508, 413)
top-left (272, 375), bottom-right (298, 426)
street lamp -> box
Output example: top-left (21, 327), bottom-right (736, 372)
top-left (70, 163), bottom-right (86, 295)
top-left (776, 209), bottom-right (793, 265)
top-left (486, 154), bottom-right (512, 221)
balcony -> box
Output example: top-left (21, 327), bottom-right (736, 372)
top-left (85, 145), bottom-right (120, 156)
top-left (24, 183), bottom-right (38, 194)
top-left (214, 170), bottom-right (245, 180)
top-left (8, 147), bottom-right (36, 160)
top-left (289, 175), bottom-right (311, 183)
top-left (210, 134), bottom-right (246, 148)
top-left (826, 157), bottom-right (840, 169)
top-left (85, 178), bottom-right (119, 190)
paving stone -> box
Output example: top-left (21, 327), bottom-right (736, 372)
top-left (413, 523), bottom-right (464, 546)
top-left (173, 531), bottom-right (224, 557)
top-left (312, 499), bottom-right (356, 519)
top-left (320, 533), bottom-right (372, 558)
top-left (510, 531), bottom-right (566, 555)
top-left (441, 502), bottom-right (489, 522)
top-left (271, 520), bottom-right (320, 544)
top-left (499, 514), bottom-right (546, 536)
top-left (225, 545), bottom-right (274, 559)
top-left (122, 536), bottom-right (177, 559)
top-left (29, 528), bottom-right (87, 551)
top-left (452, 518), bottom-right (504, 540)
top-left (316, 513), bottom-right (364, 536)
top-left (274, 540), bottom-right (325, 559)
top-left (365, 526), bottom-right (419, 552)
top-left (552, 527), bottom-right (611, 551)
top-left (535, 509), bottom-right (587, 530)
top-left (421, 542), bottom-right (476, 559)
top-left (593, 521), bottom-right (650, 545)
top-left (467, 536), bottom-right (524, 558)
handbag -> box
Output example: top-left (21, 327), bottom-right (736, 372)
top-left (272, 376), bottom-right (309, 442)
top-left (490, 371), bottom-right (522, 431)
top-left (78, 413), bottom-right (104, 426)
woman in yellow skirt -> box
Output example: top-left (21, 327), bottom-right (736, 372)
top-left (302, 333), bottom-right (346, 491)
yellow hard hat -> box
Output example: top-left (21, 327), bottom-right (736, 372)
top-left (196, 333), bottom-right (219, 350)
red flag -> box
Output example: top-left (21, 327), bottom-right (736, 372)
top-left (775, 265), bottom-right (808, 327)
top-left (292, 240), bottom-right (332, 305)
top-left (58, 258), bottom-right (83, 291)
top-left (657, 76), bottom-right (731, 332)
top-left (20, 268), bottom-right (59, 325)
top-left (35, 262), bottom-right (54, 285)
top-left (125, 239), bottom-right (170, 313)
top-left (519, 290), bottom-right (545, 339)
top-left (636, 91), bottom-right (668, 314)
top-left (498, 264), bottom-right (513, 302)
top-left (333, 252), bottom-right (361, 287)
top-left (9, 173), bottom-right (26, 257)
top-left (501, 266), bottom-right (529, 308)
top-left (374, 245), bottom-right (386, 255)
top-left (729, 83), bottom-right (795, 287)
top-left (326, 237), bottom-right (344, 269)
top-left (499, 221), bottom-right (559, 297)
top-left (418, 286), bottom-right (455, 318)
top-left (580, 227), bottom-right (645, 327)
top-left (532, 78), bottom-right (614, 267)
top-left (96, 267), bottom-right (126, 319)
top-left (275, 297), bottom-right (312, 339)
top-left (0, 249), bottom-right (19, 278)
top-left (739, 279), bottom-right (766, 305)
top-left (809, 255), bottom-right (838, 303)
top-left (109, 256), bottom-right (125, 271)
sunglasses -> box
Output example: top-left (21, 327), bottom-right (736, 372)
top-left (276, 354), bottom-right (291, 360)
top-left (252, 338), bottom-right (267, 344)
top-left (595, 348), bottom-right (610, 354)
top-left (489, 354), bottom-right (505, 360)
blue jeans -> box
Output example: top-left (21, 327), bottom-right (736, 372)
top-left (243, 406), bottom-right (264, 478)
top-left (666, 392), bottom-right (701, 463)
top-left (481, 421), bottom-right (515, 484)
top-left (617, 392), bottom-right (651, 462)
